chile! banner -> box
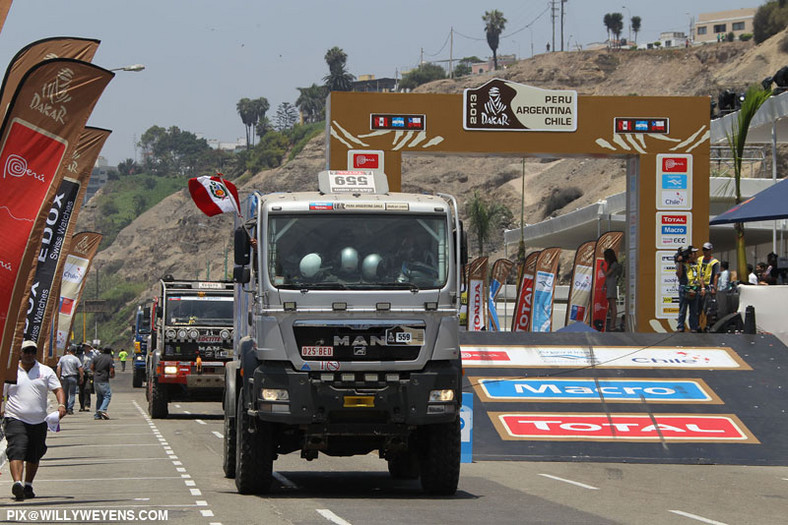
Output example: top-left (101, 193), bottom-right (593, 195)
top-left (564, 240), bottom-right (597, 327)
top-left (511, 251), bottom-right (539, 332)
top-left (24, 128), bottom-right (111, 355)
top-left (531, 248), bottom-right (562, 332)
top-left (0, 58), bottom-right (113, 384)
top-left (590, 231), bottom-right (624, 331)
top-left (486, 258), bottom-right (514, 331)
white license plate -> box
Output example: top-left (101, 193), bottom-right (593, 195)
top-left (301, 346), bottom-right (334, 357)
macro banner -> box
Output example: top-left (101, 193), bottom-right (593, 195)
top-left (531, 248), bottom-right (561, 333)
top-left (466, 257), bottom-right (488, 332)
top-left (511, 251), bottom-right (539, 332)
top-left (54, 232), bottom-right (101, 357)
top-left (487, 258), bottom-right (514, 331)
top-left (591, 231), bottom-right (624, 331)
top-left (565, 240), bottom-right (596, 327)
top-left (27, 128), bottom-right (110, 355)
top-left (0, 58), bottom-right (113, 384)
top-left (0, 37), bottom-right (100, 119)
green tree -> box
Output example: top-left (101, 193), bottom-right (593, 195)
top-left (117, 158), bottom-right (138, 176)
top-left (466, 191), bottom-right (512, 256)
top-left (295, 83), bottom-right (327, 123)
top-left (453, 56), bottom-right (481, 78)
top-left (610, 12), bottom-right (624, 48)
top-left (725, 84), bottom-right (772, 279)
top-left (753, 1), bottom-right (788, 44)
top-left (603, 13), bottom-right (613, 45)
top-left (399, 63), bottom-right (446, 91)
top-left (236, 97), bottom-right (255, 149)
top-left (631, 16), bottom-right (642, 45)
top-left (323, 46), bottom-right (355, 92)
top-left (483, 10), bottom-right (507, 70)
top-left (131, 194), bottom-right (147, 216)
top-left (274, 102), bottom-right (299, 131)
top-left (138, 125), bottom-right (216, 177)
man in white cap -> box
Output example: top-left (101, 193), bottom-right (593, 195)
top-left (1, 340), bottom-right (66, 500)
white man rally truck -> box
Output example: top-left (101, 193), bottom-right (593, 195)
top-left (146, 278), bottom-right (235, 418)
top-left (224, 171), bottom-right (466, 495)
top-left (132, 302), bottom-right (152, 388)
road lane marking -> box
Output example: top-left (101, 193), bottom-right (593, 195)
top-left (196, 500), bottom-right (207, 506)
top-left (538, 473), bottom-right (599, 490)
top-left (317, 509), bottom-right (352, 525)
top-left (184, 410), bottom-right (191, 414)
top-left (273, 472), bottom-right (298, 489)
top-left (212, 431), bottom-right (223, 439)
top-left (190, 488), bottom-right (202, 496)
top-left (0, 477), bottom-right (182, 484)
top-left (200, 509), bottom-right (214, 517)
top-left (195, 419), bottom-right (207, 425)
top-left (668, 510), bottom-right (729, 524)
top-left (185, 480), bottom-right (196, 486)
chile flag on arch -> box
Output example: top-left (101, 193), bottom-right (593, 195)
top-left (188, 174), bottom-right (241, 217)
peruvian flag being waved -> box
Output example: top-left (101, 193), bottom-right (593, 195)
top-left (188, 174), bottom-right (241, 217)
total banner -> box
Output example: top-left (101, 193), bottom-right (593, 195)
top-left (591, 231), bottom-right (624, 331)
top-left (466, 257), bottom-right (488, 332)
top-left (54, 232), bottom-right (102, 356)
top-left (0, 58), bottom-right (113, 384)
top-left (531, 248), bottom-right (562, 332)
top-left (565, 240), bottom-right (596, 326)
top-left (0, 37), bottom-right (100, 120)
top-left (511, 251), bottom-right (539, 332)
top-left (24, 128), bottom-right (110, 353)
top-left (487, 258), bottom-right (514, 331)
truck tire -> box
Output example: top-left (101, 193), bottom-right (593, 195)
top-left (132, 368), bottom-right (144, 388)
top-left (234, 393), bottom-right (273, 494)
top-left (419, 417), bottom-right (461, 495)
top-left (222, 414), bottom-right (236, 478)
top-left (148, 378), bottom-right (168, 419)
top-left (387, 450), bottom-right (420, 480)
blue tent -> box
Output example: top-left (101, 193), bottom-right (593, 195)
top-left (710, 177), bottom-right (788, 224)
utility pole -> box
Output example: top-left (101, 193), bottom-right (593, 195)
top-left (561, 0), bottom-right (566, 52)
top-left (550, 0), bottom-right (558, 52)
top-left (449, 27), bottom-right (454, 79)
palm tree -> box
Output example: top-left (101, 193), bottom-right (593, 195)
top-left (631, 16), bottom-right (642, 45)
top-left (482, 10), bottom-right (507, 70)
top-left (296, 84), bottom-right (327, 123)
top-left (610, 13), bottom-right (624, 48)
top-left (236, 98), bottom-right (255, 149)
top-left (726, 84), bottom-right (772, 280)
top-left (323, 46), bottom-right (354, 92)
top-left (251, 97), bottom-right (270, 141)
top-left (603, 13), bottom-right (613, 47)
top-left (466, 191), bottom-right (511, 256)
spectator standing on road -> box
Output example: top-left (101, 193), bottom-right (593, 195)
top-left (747, 263), bottom-right (758, 285)
top-left (602, 248), bottom-right (623, 331)
top-left (56, 345), bottom-right (83, 415)
top-left (676, 246), bottom-right (702, 332)
top-left (91, 346), bottom-right (115, 420)
top-left (118, 349), bottom-right (128, 372)
top-left (717, 261), bottom-right (731, 291)
top-left (1, 340), bottom-right (66, 501)
top-left (79, 344), bottom-right (97, 412)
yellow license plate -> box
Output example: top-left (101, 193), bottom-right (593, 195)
top-left (344, 395), bottom-right (375, 408)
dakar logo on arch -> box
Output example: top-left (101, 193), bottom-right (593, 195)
top-left (463, 79), bottom-right (577, 132)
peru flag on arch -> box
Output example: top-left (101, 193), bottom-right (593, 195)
top-left (188, 174), bottom-right (240, 217)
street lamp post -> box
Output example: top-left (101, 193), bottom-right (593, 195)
top-left (622, 5), bottom-right (631, 43)
top-left (109, 64), bottom-right (145, 72)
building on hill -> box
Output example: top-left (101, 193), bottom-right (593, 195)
top-left (352, 74), bottom-right (398, 93)
top-left (470, 54), bottom-right (518, 75)
top-left (694, 8), bottom-right (756, 44)
top-left (84, 156), bottom-right (114, 204)
top-left (206, 137), bottom-right (245, 152)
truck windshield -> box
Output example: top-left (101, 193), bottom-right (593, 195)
top-left (164, 295), bottom-right (234, 326)
top-left (268, 213), bottom-right (449, 290)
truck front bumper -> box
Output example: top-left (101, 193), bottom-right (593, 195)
top-left (251, 360), bottom-right (461, 427)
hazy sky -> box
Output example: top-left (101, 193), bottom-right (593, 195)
top-left (0, 1), bottom-right (758, 165)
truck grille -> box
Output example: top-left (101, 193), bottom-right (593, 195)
top-left (293, 321), bottom-right (424, 362)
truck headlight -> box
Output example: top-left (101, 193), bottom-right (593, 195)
top-left (165, 329), bottom-right (176, 339)
top-left (261, 388), bottom-right (289, 401)
top-left (429, 389), bottom-right (455, 402)
top-left (177, 329), bottom-right (187, 339)
top-left (163, 366), bottom-right (178, 375)
top-left (188, 328), bottom-right (199, 339)
top-left (220, 329), bottom-right (231, 340)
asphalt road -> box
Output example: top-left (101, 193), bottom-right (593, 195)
top-left (1, 370), bottom-right (786, 524)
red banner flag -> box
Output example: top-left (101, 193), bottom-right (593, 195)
top-left (565, 240), bottom-right (597, 327)
top-left (0, 37), bottom-right (100, 119)
top-left (591, 231), bottom-right (624, 331)
top-left (188, 174), bottom-right (241, 217)
top-left (0, 58), bottom-right (113, 384)
top-left (512, 251), bottom-right (539, 332)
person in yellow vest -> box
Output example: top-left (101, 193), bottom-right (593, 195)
top-left (698, 242), bottom-right (721, 330)
top-left (675, 246), bottom-right (702, 332)
top-left (117, 349), bottom-right (128, 372)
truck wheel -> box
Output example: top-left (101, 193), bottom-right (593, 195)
top-left (419, 418), bottom-right (461, 495)
top-left (235, 393), bottom-right (273, 494)
top-left (387, 450), bottom-right (420, 480)
top-left (222, 414), bottom-right (236, 478)
top-left (148, 378), bottom-right (168, 419)
top-left (132, 368), bottom-right (144, 388)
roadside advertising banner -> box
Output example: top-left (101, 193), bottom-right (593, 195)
top-left (487, 258), bottom-right (514, 331)
top-left (0, 58), bottom-right (113, 384)
top-left (590, 231), bottom-right (624, 331)
top-left (0, 37), bottom-right (100, 120)
top-left (54, 232), bottom-right (102, 356)
top-left (466, 257), bottom-right (488, 332)
top-left (531, 248), bottom-right (561, 332)
top-left (565, 240), bottom-right (596, 326)
top-left (27, 128), bottom-right (110, 356)
top-left (511, 251), bottom-right (539, 332)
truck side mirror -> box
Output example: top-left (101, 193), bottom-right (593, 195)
top-left (233, 265), bottom-right (250, 284)
top-left (458, 221), bottom-right (468, 266)
top-left (234, 226), bottom-right (251, 266)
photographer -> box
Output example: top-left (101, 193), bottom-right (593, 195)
top-left (675, 246), bottom-right (702, 333)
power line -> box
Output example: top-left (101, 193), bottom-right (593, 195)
top-left (500, 5), bottom-right (551, 39)
top-left (424, 29), bottom-right (452, 57)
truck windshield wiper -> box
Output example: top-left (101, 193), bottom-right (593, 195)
top-left (296, 283), bottom-right (349, 292)
top-left (377, 282), bottom-right (420, 292)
